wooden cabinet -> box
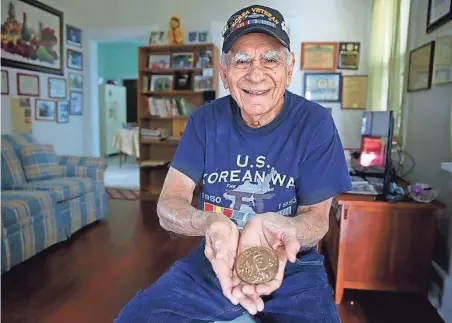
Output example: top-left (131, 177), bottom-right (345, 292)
top-left (323, 194), bottom-right (444, 304)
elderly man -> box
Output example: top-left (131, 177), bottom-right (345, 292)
top-left (115, 4), bottom-right (351, 323)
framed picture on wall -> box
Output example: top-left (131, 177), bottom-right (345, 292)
top-left (69, 91), bottom-right (83, 115)
top-left (67, 49), bottom-right (83, 70)
top-left (338, 42), bottom-right (360, 70)
top-left (407, 41), bottom-right (435, 92)
top-left (68, 73), bottom-right (83, 91)
top-left (301, 42), bottom-right (338, 71)
top-left (66, 24), bottom-right (82, 47)
top-left (35, 99), bottom-right (56, 121)
top-left (17, 72), bottom-right (40, 96)
top-left (427, 0), bottom-right (452, 33)
top-left (56, 100), bottom-right (69, 123)
top-left (341, 75), bottom-right (368, 109)
top-left (48, 77), bottom-right (67, 98)
top-left (1, 70), bottom-right (9, 95)
top-left (303, 72), bottom-right (342, 102)
top-left (1, 0), bottom-right (64, 75)
top-left (432, 35), bottom-right (452, 85)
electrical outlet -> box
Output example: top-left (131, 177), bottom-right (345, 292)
top-left (441, 162), bottom-right (452, 173)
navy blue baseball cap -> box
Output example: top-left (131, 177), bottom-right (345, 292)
top-left (222, 5), bottom-right (290, 53)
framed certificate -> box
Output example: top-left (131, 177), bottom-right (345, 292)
top-left (301, 42), bottom-right (338, 71)
top-left (341, 75), bottom-right (368, 109)
top-left (407, 41), bottom-right (435, 92)
top-left (48, 77), bottom-right (67, 98)
top-left (433, 35), bottom-right (452, 85)
top-left (303, 72), bottom-right (342, 102)
top-left (17, 73), bottom-right (40, 96)
top-left (427, 0), bottom-right (452, 33)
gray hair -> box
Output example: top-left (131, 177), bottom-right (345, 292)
top-left (220, 47), bottom-right (292, 69)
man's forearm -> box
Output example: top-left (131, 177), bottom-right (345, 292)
top-left (156, 197), bottom-right (221, 236)
top-left (292, 199), bottom-right (332, 248)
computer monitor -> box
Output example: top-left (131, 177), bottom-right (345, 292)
top-left (359, 136), bottom-right (387, 168)
top-left (355, 111), bottom-right (395, 200)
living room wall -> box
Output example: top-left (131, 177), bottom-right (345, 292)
top-left (404, 0), bottom-right (452, 320)
top-left (1, 0), bottom-right (89, 156)
top-left (2, 0), bottom-right (373, 157)
top-left (97, 39), bottom-right (147, 83)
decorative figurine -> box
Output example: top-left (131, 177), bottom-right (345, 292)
top-left (168, 16), bottom-right (184, 44)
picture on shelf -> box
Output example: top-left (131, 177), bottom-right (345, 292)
top-left (67, 49), bottom-right (83, 70)
top-left (35, 99), bottom-right (56, 121)
top-left (187, 31), bottom-right (197, 43)
top-left (174, 71), bottom-right (192, 90)
top-left (197, 49), bottom-right (213, 68)
top-left (151, 75), bottom-right (173, 91)
top-left (171, 52), bottom-right (194, 68)
top-left (197, 30), bottom-right (208, 42)
top-left (57, 100), bottom-right (69, 123)
top-left (148, 55), bottom-right (170, 69)
top-left (149, 31), bottom-right (166, 44)
top-left (193, 75), bottom-right (213, 91)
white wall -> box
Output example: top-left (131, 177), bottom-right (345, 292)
top-left (404, 0), bottom-right (452, 321)
top-left (1, 0), bottom-right (91, 156)
top-left (1, 0), bottom-right (372, 156)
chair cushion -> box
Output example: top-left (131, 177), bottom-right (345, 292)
top-left (19, 144), bottom-right (63, 181)
top-left (1, 146), bottom-right (26, 189)
top-left (1, 190), bottom-right (57, 234)
top-left (13, 177), bottom-right (96, 202)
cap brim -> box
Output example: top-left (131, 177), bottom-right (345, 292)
top-left (222, 25), bottom-right (289, 53)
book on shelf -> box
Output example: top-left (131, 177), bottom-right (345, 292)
top-left (144, 97), bottom-right (196, 118)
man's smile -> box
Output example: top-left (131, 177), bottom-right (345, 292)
top-left (241, 88), bottom-right (271, 96)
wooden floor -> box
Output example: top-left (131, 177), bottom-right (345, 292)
top-left (1, 199), bottom-right (444, 323)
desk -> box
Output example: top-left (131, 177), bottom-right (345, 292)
top-left (323, 193), bottom-right (444, 304)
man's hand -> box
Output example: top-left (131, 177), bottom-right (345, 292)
top-left (204, 216), bottom-right (240, 306)
top-left (231, 213), bottom-right (301, 315)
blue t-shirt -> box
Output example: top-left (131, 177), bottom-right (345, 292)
top-left (170, 90), bottom-right (351, 229)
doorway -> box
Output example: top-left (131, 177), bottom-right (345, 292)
top-left (123, 79), bottom-right (138, 124)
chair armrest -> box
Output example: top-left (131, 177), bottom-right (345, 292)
top-left (61, 165), bottom-right (105, 184)
top-left (58, 155), bottom-right (107, 169)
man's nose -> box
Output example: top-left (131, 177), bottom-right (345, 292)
top-left (246, 62), bottom-right (266, 83)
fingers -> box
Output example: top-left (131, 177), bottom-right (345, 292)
top-left (234, 289), bottom-right (264, 315)
top-left (211, 259), bottom-right (239, 305)
top-left (255, 277), bottom-right (282, 296)
top-left (282, 234), bottom-right (301, 263)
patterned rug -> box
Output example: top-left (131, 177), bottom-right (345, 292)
top-left (105, 187), bottom-right (140, 200)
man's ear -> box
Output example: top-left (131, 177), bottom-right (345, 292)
top-left (285, 52), bottom-right (295, 88)
top-left (219, 64), bottom-right (229, 89)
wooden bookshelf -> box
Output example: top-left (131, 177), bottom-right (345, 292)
top-left (137, 43), bottom-right (219, 201)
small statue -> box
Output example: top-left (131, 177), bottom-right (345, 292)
top-left (168, 16), bottom-right (184, 44)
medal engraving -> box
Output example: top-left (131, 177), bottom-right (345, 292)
top-left (236, 247), bottom-right (278, 284)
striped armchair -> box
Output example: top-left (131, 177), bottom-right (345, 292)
top-left (1, 133), bottom-right (108, 273)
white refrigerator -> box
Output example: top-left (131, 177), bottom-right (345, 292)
top-left (99, 84), bottom-right (127, 157)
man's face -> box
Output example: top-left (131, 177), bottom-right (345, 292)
top-left (220, 33), bottom-right (295, 122)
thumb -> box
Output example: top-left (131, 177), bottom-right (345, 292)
top-left (282, 234), bottom-right (301, 263)
top-left (211, 234), bottom-right (227, 259)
